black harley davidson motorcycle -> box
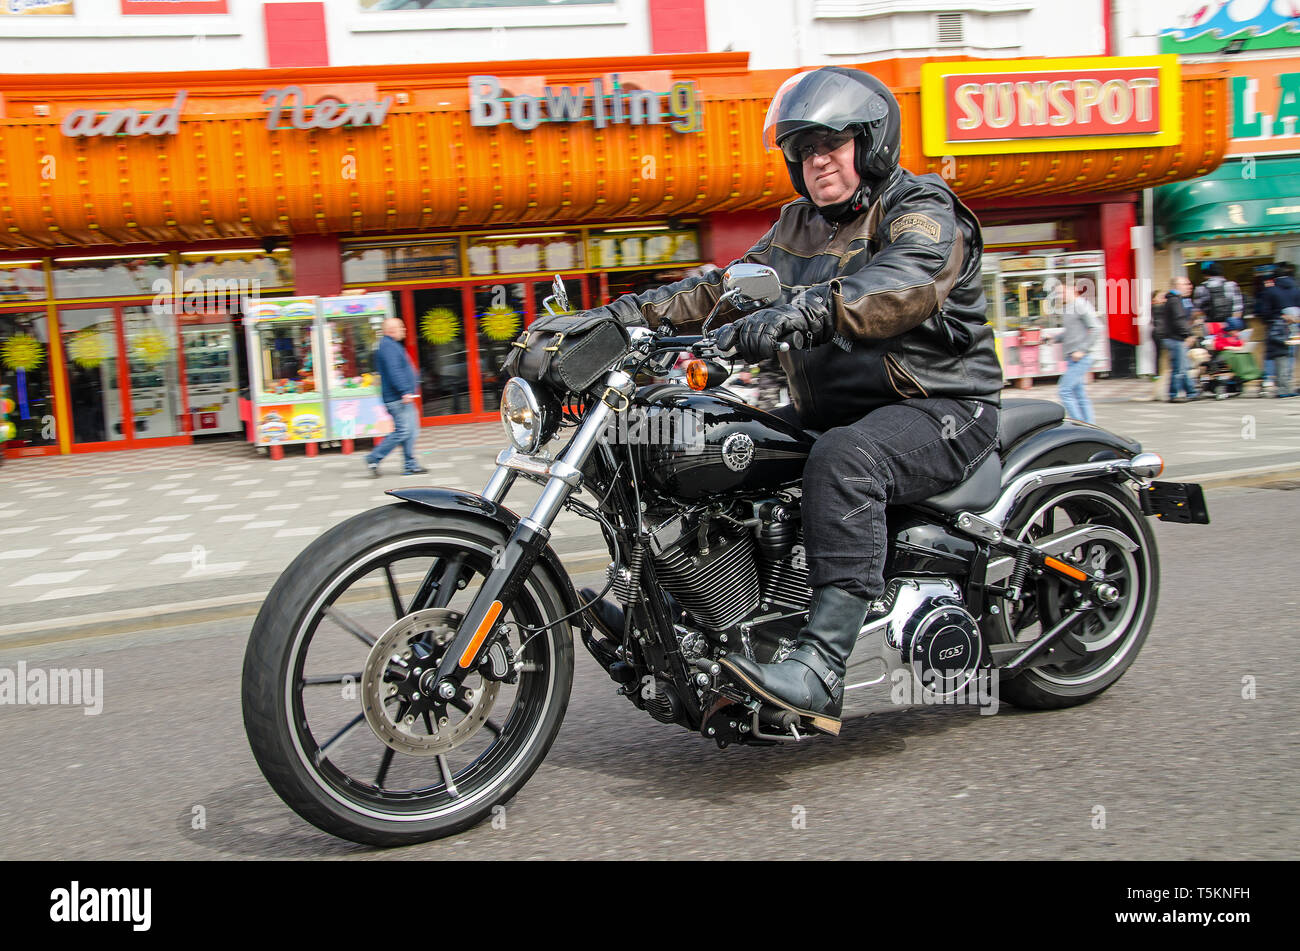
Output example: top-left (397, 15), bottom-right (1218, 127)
top-left (241, 267), bottom-right (1209, 846)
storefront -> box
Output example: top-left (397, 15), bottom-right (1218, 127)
top-left (1, 53), bottom-right (1228, 457)
top-left (918, 55), bottom-right (1219, 380)
top-left (1154, 57), bottom-right (1300, 313)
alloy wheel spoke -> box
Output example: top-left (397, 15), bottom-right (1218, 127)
top-left (323, 605), bottom-right (378, 648)
top-left (408, 557), bottom-right (443, 614)
top-left (301, 672), bottom-right (362, 686)
top-left (437, 754), bottom-right (460, 798)
top-left (383, 564), bottom-right (406, 621)
top-left (318, 712), bottom-right (366, 759)
top-left (374, 747), bottom-right (395, 788)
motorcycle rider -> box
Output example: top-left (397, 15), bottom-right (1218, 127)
top-left (585, 67), bottom-right (1002, 735)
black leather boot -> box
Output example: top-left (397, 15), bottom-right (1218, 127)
top-left (718, 585), bottom-right (872, 736)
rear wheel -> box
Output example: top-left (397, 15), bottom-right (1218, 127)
top-left (241, 503), bottom-right (574, 846)
top-left (984, 481), bottom-right (1159, 709)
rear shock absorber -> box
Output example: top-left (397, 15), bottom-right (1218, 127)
top-left (1005, 547), bottom-right (1033, 603)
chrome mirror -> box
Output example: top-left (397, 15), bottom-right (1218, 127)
top-left (723, 263), bottom-right (781, 306)
top-left (543, 274), bottom-right (570, 317)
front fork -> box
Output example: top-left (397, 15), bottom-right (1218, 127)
top-left (423, 370), bottom-right (635, 695)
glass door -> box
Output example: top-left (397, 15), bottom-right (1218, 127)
top-left (472, 282), bottom-right (529, 414)
top-left (411, 287), bottom-right (474, 419)
top-left (179, 311), bottom-right (241, 434)
top-left (59, 306), bottom-right (125, 447)
top-left (123, 305), bottom-right (182, 440)
top-left (0, 310), bottom-right (58, 455)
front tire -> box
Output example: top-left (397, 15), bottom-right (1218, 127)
top-left (241, 503), bottom-right (574, 847)
top-left (984, 480), bottom-right (1160, 710)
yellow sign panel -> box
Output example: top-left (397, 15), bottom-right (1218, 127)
top-left (921, 56), bottom-right (1183, 157)
top-left (1184, 243), bottom-right (1275, 260)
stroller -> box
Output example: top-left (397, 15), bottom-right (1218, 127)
top-left (1196, 321), bottom-right (1263, 399)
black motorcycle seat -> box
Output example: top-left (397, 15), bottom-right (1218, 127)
top-left (998, 399), bottom-right (1064, 449)
top-left (916, 451), bottom-right (1002, 516)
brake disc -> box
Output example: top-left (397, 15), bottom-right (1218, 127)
top-left (361, 608), bottom-right (500, 757)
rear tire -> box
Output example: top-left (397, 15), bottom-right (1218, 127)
top-left (241, 503), bottom-right (574, 847)
top-left (983, 481), bottom-right (1159, 710)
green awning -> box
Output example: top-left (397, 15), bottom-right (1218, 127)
top-left (1155, 156), bottom-right (1300, 244)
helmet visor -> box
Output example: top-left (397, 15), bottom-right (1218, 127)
top-left (762, 68), bottom-right (892, 152)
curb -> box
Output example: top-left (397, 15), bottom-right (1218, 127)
top-left (1169, 461), bottom-right (1300, 490)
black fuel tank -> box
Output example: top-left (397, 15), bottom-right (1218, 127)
top-left (619, 385), bottom-right (814, 500)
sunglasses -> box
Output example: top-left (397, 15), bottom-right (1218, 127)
top-left (780, 129), bottom-right (857, 163)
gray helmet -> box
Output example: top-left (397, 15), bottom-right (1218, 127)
top-left (763, 67), bottom-right (902, 199)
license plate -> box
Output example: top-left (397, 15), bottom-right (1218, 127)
top-left (1139, 481), bottom-right (1210, 524)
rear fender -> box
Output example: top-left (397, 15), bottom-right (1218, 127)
top-left (385, 487), bottom-right (586, 620)
top-left (1000, 420), bottom-right (1142, 484)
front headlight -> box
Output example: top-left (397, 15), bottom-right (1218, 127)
top-left (501, 377), bottom-right (544, 453)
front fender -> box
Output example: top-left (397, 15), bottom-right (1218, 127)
top-left (1000, 420), bottom-right (1142, 484)
top-left (385, 487), bottom-right (587, 621)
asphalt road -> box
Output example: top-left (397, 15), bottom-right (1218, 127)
top-left (0, 484), bottom-right (1295, 861)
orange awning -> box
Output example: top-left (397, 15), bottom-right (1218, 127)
top-left (0, 54), bottom-right (1229, 250)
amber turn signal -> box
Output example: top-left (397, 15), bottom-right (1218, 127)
top-left (686, 359), bottom-right (710, 390)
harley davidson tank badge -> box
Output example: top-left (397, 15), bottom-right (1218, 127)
top-left (721, 432), bottom-right (754, 472)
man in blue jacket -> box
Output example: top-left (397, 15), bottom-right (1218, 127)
top-left (365, 317), bottom-right (427, 476)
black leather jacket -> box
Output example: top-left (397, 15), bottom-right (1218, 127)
top-left (602, 166), bottom-right (1003, 430)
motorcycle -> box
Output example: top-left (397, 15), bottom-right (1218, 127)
top-left (241, 265), bottom-right (1210, 846)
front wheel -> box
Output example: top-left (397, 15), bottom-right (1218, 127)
top-left (983, 480), bottom-right (1160, 710)
top-left (241, 503), bottom-right (574, 847)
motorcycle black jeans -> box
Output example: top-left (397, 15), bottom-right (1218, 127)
top-left (773, 398), bottom-right (1000, 601)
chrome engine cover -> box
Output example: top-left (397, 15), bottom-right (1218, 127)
top-left (840, 578), bottom-right (983, 719)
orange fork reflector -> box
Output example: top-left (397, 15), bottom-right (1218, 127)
top-left (459, 600), bottom-right (504, 669)
top-left (1044, 556), bottom-right (1088, 582)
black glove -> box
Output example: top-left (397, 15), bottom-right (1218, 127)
top-left (714, 300), bottom-right (830, 362)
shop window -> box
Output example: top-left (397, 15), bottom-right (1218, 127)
top-left (472, 283), bottom-right (528, 414)
top-left (343, 239), bottom-right (462, 284)
top-left (587, 225), bottom-right (701, 270)
top-left (0, 311), bottom-right (57, 450)
top-left (59, 307), bottom-right (124, 445)
top-left (0, 262), bottom-right (47, 304)
top-left (53, 254), bottom-right (172, 300)
top-left (178, 249), bottom-right (294, 296)
top-left (466, 232), bottom-right (583, 277)
top-left (123, 306), bottom-right (183, 440)
top-left (180, 312), bottom-right (242, 435)
top-left (412, 287), bottom-right (473, 416)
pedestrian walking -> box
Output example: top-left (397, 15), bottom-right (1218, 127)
top-left (1259, 261), bottom-right (1300, 398)
top-left (1160, 276), bottom-right (1197, 402)
top-left (1193, 261), bottom-right (1245, 332)
top-left (1057, 280), bottom-right (1101, 423)
top-left (365, 316), bottom-right (428, 476)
